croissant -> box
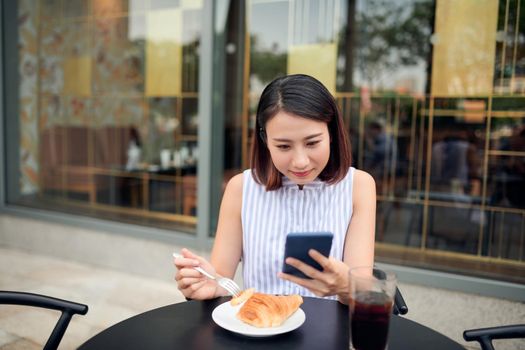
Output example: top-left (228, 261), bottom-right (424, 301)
top-left (230, 288), bottom-right (255, 306)
top-left (237, 293), bottom-right (303, 328)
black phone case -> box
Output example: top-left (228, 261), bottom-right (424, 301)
top-left (282, 232), bottom-right (333, 279)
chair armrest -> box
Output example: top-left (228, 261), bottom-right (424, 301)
top-left (463, 324), bottom-right (525, 350)
top-left (0, 291), bottom-right (88, 350)
top-left (393, 287), bottom-right (408, 315)
top-left (0, 291), bottom-right (88, 315)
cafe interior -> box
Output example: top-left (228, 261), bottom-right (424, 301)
top-left (1, 0), bottom-right (524, 349)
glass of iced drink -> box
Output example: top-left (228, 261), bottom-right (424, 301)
top-left (348, 266), bottom-right (397, 350)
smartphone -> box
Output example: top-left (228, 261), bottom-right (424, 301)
top-left (282, 232), bottom-right (334, 279)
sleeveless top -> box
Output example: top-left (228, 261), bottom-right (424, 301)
top-left (241, 167), bottom-right (355, 299)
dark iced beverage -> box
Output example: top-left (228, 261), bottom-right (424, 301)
top-left (349, 290), bottom-right (393, 350)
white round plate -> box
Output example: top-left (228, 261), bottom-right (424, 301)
top-left (211, 301), bottom-right (305, 337)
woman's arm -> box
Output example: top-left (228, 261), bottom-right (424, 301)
top-left (338, 169), bottom-right (376, 303)
top-left (343, 169), bottom-right (376, 268)
top-left (210, 173), bottom-right (244, 279)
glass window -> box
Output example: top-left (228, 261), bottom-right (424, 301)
top-left (213, 0), bottom-right (525, 283)
top-left (7, 0), bottom-right (203, 232)
top-left (4, 0), bottom-right (524, 284)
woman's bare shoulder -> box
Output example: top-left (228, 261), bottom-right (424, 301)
top-left (353, 169), bottom-right (375, 187)
top-left (224, 172), bottom-right (245, 197)
top-left (352, 169), bottom-right (376, 201)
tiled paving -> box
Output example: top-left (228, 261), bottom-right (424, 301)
top-left (0, 248), bottom-right (185, 349)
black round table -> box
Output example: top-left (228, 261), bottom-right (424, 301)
top-left (79, 297), bottom-right (465, 349)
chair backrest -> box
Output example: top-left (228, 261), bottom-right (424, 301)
top-left (0, 291), bottom-right (88, 350)
top-left (463, 324), bottom-right (525, 350)
top-left (94, 126), bottom-right (133, 167)
top-left (40, 126), bottom-right (90, 167)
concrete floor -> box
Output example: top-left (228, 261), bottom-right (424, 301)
top-left (1, 247), bottom-right (524, 349)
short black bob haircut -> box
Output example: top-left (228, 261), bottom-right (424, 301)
top-left (250, 74), bottom-right (352, 190)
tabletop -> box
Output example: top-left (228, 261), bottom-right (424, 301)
top-left (79, 297), bottom-right (465, 350)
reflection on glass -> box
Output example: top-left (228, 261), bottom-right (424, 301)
top-left (494, 0), bottom-right (525, 94)
top-left (489, 155), bottom-right (525, 209)
top-left (425, 205), bottom-right (479, 254)
top-left (486, 211), bottom-right (524, 260)
top-left (9, 0), bottom-right (525, 282)
top-left (223, 0), bottom-right (525, 283)
top-left (147, 98), bottom-right (178, 165)
top-left (182, 98), bottom-right (199, 136)
top-left (344, 0), bottom-right (432, 95)
top-left (249, 0), bottom-right (288, 91)
top-left (430, 121), bottom-right (482, 196)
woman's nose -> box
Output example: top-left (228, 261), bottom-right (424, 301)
top-left (292, 149), bottom-right (309, 169)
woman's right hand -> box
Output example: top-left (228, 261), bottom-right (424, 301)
top-left (173, 248), bottom-right (221, 300)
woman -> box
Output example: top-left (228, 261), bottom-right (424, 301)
top-left (174, 74), bottom-right (376, 304)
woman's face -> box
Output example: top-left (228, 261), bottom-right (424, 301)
top-left (265, 111), bottom-right (330, 185)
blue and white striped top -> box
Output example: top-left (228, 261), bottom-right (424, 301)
top-left (241, 167), bottom-right (355, 299)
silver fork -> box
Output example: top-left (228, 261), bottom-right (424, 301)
top-left (172, 253), bottom-right (241, 297)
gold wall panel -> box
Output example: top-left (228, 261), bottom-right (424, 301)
top-left (63, 56), bottom-right (92, 96)
top-left (146, 9), bottom-right (182, 97)
top-left (287, 43), bottom-right (337, 95)
top-left (431, 0), bottom-right (498, 96)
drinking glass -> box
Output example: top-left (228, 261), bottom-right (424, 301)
top-left (348, 266), bottom-right (397, 350)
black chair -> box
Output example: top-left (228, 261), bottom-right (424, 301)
top-left (393, 287), bottom-right (408, 315)
top-left (463, 324), bottom-right (525, 350)
top-left (0, 291), bottom-right (88, 350)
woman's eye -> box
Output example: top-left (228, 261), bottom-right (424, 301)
top-left (276, 144), bottom-right (290, 150)
top-left (306, 140), bottom-right (320, 147)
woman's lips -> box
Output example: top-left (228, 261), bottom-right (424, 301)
top-left (290, 170), bottom-right (312, 178)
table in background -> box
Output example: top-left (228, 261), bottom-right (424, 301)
top-left (93, 164), bottom-right (197, 214)
top-left (79, 297), bottom-right (465, 350)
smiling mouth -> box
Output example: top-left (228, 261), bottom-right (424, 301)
top-left (290, 170), bottom-right (312, 178)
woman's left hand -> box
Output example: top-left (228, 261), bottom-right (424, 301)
top-left (278, 249), bottom-right (350, 301)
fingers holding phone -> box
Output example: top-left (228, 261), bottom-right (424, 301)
top-left (278, 232), bottom-right (349, 297)
top-left (280, 252), bottom-right (349, 298)
top-left (279, 247), bottom-right (330, 283)
top-left (282, 249), bottom-right (326, 277)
